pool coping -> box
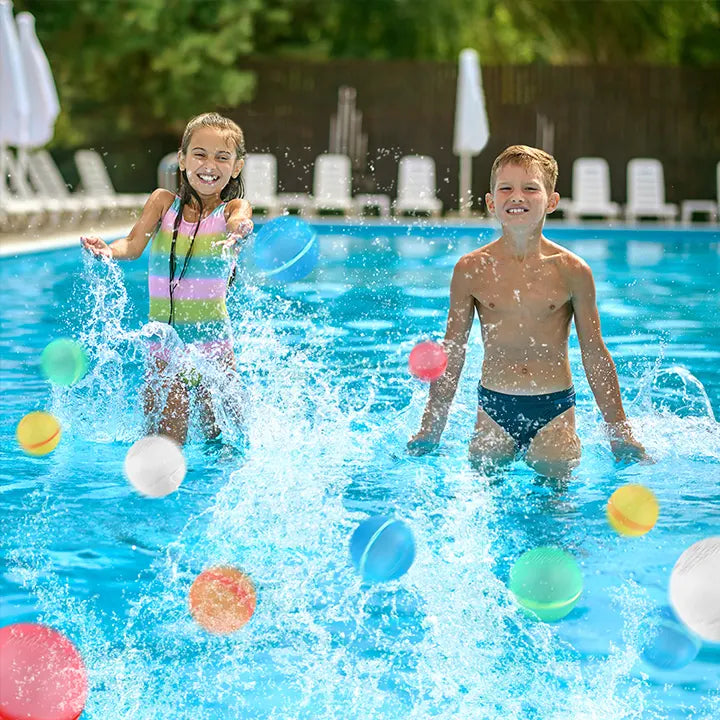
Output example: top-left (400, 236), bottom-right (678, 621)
top-left (1, 217), bottom-right (718, 259)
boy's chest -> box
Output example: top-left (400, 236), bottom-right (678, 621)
top-left (472, 263), bottom-right (571, 319)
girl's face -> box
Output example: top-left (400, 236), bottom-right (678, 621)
top-left (178, 126), bottom-right (243, 202)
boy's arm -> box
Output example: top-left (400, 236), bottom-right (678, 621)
top-left (570, 260), bottom-right (647, 461)
top-left (81, 189), bottom-right (173, 260)
top-left (407, 257), bottom-right (476, 454)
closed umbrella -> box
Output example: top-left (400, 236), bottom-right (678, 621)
top-left (453, 48), bottom-right (490, 216)
top-left (0, 0), bottom-right (30, 201)
top-left (16, 11), bottom-right (60, 148)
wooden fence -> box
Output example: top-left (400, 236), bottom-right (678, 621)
top-left (224, 59), bottom-right (720, 210)
top-left (78, 59), bottom-right (720, 210)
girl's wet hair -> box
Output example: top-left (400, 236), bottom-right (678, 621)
top-left (178, 112), bottom-right (246, 210)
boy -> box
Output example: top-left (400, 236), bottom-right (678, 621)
top-left (408, 145), bottom-right (646, 479)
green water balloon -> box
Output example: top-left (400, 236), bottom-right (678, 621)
top-left (40, 338), bottom-right (88, 386)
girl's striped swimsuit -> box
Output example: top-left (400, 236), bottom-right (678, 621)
top-left (148, 197), bottom-right (234, 361)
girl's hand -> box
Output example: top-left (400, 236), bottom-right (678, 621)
top-left (214, 218), bottom-right (254, 251)
top-left (81, 236), bottom-right (113, 259)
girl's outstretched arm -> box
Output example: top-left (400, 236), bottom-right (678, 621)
top-left (81, 189), bottom-right (175, 260)
top-left (217, 198), bottom-right (254, 250)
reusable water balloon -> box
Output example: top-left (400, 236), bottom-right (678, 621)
top-left (669, 536), bottom-right (720, 642)
top-left (253, 216), bottom-right (319, 283)
top-left (16, 411), bottom-right (61, 456)
top-left (0, 622), bottom-right (87, 720)
top-left (124, 434), bottom-right (186, 498)
top-left (641, 618), bottom-right (701, 671)
top-left (509, 546), bottom-right (583, 622)
top-left (189, 566), bottom-right (257, 635)
top-left (606, 484), bottom-right (659, 537)
top-left (350, 515), bottom-right (416, 582)
top-left (40, 338), bottom-right (88, 386)
top-left (409, 341), bottom-right (447, 382)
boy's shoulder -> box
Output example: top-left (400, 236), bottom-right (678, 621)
top-left (541, 238), bottom-right (593, 276)
top-left (455, 242), bottom-right (498, 272)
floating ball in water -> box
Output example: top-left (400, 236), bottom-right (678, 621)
top-left (509, 546), bottom-right (583, 622)
top-left (409, 341), bottom-right (447, 382)
top-left (40, 338), bottom-right (88, 386)
top-left (16, 411), bottom-right (61, 456)
top-left (123, 434), bottom-right (186, 498)
top-left (641, 618), bottom-right (701, 671)
top-left (350, 515), bottom-right (416, 582)
top-left (669, 536), bottom-right (720, 642)
top-left (0, 622), bottom-right (87, 720)
top-left (253, 216), bottom-right (319, 283)
top-left (189, 566), bottom-right (257, 634)
top-left (607, 484), bottom-right (659, 537)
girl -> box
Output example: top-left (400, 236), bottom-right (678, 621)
top-left (81, 112), bottom-right (254, 446)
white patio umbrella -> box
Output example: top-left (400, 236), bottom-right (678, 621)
top-left (453, 48), bottom-right (490, 216)
top-left (0, 0), bottom-right (31, 201)
top-left (16, 11), bottom-right (60, 149)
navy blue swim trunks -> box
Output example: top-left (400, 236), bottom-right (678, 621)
top-left (477, 384), bottom-right (576, 449)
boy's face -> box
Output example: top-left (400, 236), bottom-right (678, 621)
top-left (485, 162), bottom-right (559, 228)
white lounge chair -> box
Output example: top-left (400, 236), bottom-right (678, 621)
top-left (312, 154), bottom-right (353, 214)
top-left (157, 152), bottom-right (179, 193)
top-left (74, 149), bottom-right (148, 210)
top-left (680, 160), bottom-right (719, 224)
top-left (625, 158), bottom-right (678, 223)
top-left (393, 155), bottom-right (442, 217)
top-left (563, 157), bottom-right (620, 221)
top-left (28, 150), bottom-right (104, 221)
top-left (0, 148), bottom-right (56, 229)
top-left (0, 185), bottom-right (44, 231)
top-left (241, 153), bottom-right (280, 215)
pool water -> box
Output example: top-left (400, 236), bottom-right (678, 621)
top-left (1, 223), bottom-right (719, 719)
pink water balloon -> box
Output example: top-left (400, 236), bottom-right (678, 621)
top-left (409, 341), bottom-right (448, 382)
top-left (0, 623), bottom-right (88, 720)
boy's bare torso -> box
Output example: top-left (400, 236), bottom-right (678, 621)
top-left (462, 237), bottom-right (579, 395)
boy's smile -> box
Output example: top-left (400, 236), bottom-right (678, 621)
top-left (486, 162), bottom-right (558, 227)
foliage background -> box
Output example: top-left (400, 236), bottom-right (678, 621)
top-left (11, 0), bottom-right (720, 193)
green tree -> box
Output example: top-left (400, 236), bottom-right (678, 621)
top-left (17, 0), bottom-right (263, 143)
top-left (14, 0), bottom-right (720, 147)
top-left (252, 0), bottom-right (720, 65)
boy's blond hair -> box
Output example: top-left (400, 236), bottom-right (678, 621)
top-left (490, 145), bottom-right (558, 194)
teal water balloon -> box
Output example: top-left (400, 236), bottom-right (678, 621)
top-left (40, 338), bottom-right (88, 386)
top-left (509, 546), bottom-right (583, 622)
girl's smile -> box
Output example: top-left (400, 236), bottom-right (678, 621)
top-left (179, 126), bottom-right (242, 201)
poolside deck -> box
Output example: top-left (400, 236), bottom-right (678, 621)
top-left (0, 217), bottom-right (134, 258)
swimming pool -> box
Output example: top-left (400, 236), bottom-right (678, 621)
top-left (1, 222), bottom-right (719, 719)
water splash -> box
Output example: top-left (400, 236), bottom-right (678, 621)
top-left (650, 365), bottom-right (716, 420)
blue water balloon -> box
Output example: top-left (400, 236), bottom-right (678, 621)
top-left (350, 515), bottom-right (416, 583)
top-left (641, 618), bottom-right (701, 671)
top-left (252, 216), bottom-right (319, 283)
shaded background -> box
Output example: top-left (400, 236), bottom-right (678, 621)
top-left (12, 0), bottom-right (720, 210)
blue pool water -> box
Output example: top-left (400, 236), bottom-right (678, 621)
top-left (1, 222), bottom-right (719, 719)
